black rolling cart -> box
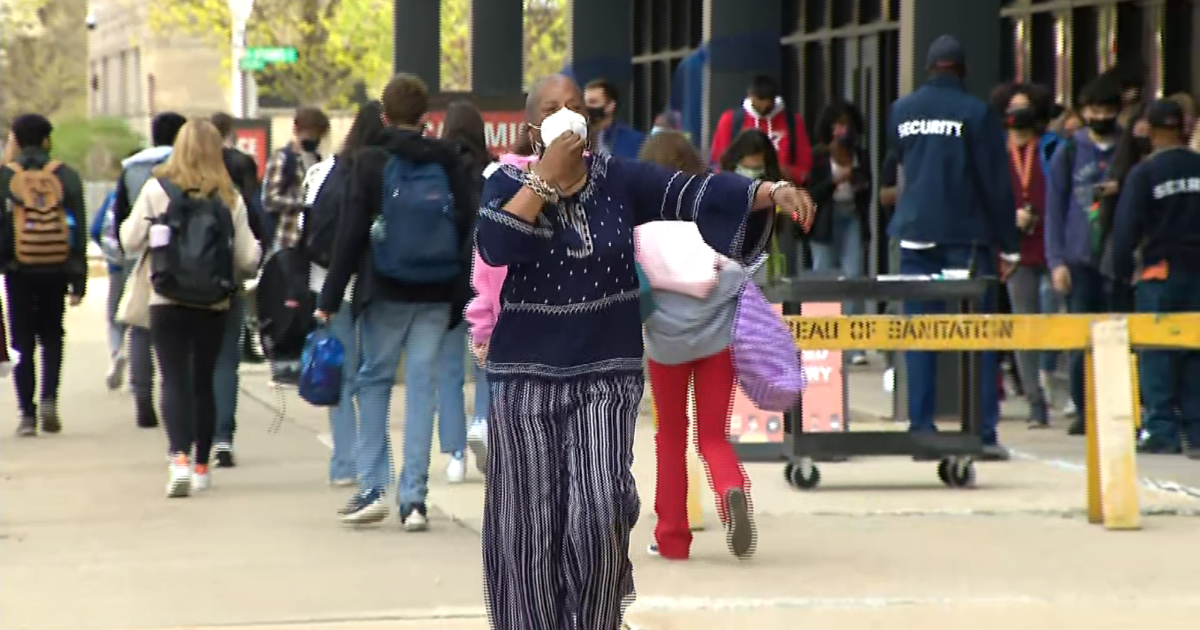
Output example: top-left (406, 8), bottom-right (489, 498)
top-left (762, 276), bottom-right (996, 491)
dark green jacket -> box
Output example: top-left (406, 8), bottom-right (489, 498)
top-left (1, 147), bottom-right (88, 297)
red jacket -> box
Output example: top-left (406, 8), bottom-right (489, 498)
top-left (709, 98), bottom-right (813, 183)
top-left (1006, 139), bottom-right (1047, 268)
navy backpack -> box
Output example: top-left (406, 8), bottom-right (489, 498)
top-left (370, 157), bottom-right (460, 283)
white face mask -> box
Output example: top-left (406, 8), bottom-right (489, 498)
top-left (534, 107), bottom-right (588, 149)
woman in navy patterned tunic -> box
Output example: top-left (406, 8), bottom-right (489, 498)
top-left (477, 75), bottom-right (813, 630)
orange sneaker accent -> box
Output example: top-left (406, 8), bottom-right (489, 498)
top-left (172, 453), bottom-right (189, 466)
top-left (1140, 260), bottom-right (1169, 281)
top-left (194, 464), bottom-right (209, 475)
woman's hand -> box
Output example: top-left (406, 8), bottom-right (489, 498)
top-left (773, 184), bottom-right (815, 232)
top-left (533, 133), bottom-right (586, 190)
top-left (472, 343), bottom-right (488, 366)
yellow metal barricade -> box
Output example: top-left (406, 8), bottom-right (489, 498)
top-left (783, 312), bottom-right (1200, 531)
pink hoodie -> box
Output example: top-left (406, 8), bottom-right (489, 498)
top-left (465, 153), bottom-right (536, 346)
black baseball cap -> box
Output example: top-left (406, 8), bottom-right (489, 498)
top-left (1146, 99), bottom-right (1184, 130)
top-left (927, 35), bottom-right (966, 69)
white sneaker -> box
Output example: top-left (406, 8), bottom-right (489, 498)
top-left (402, 508), bottom-right (428, 532)
top-left (467, 419), bottom-right (488, 475)
top-left (191, 468), bottom-right (210, 493)
top-left (1063, 398), bottom-right (1078, 417)
top-left (446, 451), bottom-right (466, 484)
top-left (105, 355), bottom-right (126, 391)
top-left (166, 456), bottom-right (192, 498)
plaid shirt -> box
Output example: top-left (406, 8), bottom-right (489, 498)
top-left (263, 146), bottom-right (319, 248)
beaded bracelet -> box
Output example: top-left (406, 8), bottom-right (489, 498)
top-left (767, 180), bottom-right (795, 204)
top-left (523, 171), bottom-right (560, 205)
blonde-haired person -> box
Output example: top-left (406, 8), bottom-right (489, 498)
top-left (120, 120), bottom-right (261, 498)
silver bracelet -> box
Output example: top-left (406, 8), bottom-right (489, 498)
top-left (768, 180), bottom-right (795, 204)
top-left (523, 171), bottom-right (560, 205)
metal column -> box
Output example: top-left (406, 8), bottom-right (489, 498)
top-left (471, 0), bottom-right (524, 96)
top-left (570, 0), bottom-right (634, 122)
top-left (394, 0), bottom-right (441, 92)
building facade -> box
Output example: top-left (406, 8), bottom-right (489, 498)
top-left (86, 0), bottom-right (228, 136)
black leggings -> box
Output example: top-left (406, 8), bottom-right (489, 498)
top-left (149, 305), bottom-right (227, 464)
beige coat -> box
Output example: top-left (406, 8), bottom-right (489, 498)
top-left (117, 178), bottom-right (261, 328)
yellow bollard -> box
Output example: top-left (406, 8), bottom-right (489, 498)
top-left (1130, 351), bottom-right (1141, 430)
top-left (647, 378), bottom-right (706, 531)
top-left (1085, 349), bottom-right (1103, 525)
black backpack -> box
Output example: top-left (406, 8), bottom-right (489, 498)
top-left (148, 178), bottom-right (237, 306)
top-left (255, 246), bottom-right (314, 361)
top-left (731, 105), bottom-right (797, 163)
top-left (302, 159), bottom-right (347, 269)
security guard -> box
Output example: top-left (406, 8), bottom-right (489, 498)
top-left (1110, 99), bottom-right (1200, 459)
top-left (888, 35), bottom-right (1021, 460)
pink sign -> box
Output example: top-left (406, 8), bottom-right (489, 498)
top-left (798, 302), bottom-right (845, 433)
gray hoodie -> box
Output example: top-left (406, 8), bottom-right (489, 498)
top-left (644, 262), bottom-right (746, 365)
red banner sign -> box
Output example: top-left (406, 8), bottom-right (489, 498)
top-left (424, 110), bottom-right (526, 154)
top-left (232, 121), bottom-right (272, 180)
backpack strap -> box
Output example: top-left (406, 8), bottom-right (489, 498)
top-left (731, 107), bottom-right (797, 163)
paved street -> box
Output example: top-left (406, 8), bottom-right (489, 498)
top-left (3, 282), bottom-right (1200, 630)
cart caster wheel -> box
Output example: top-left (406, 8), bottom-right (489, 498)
top-left (939, 457), bottom-right (976, 488)
top-left (787, 462), bottom-right (821, 490)
top-left (951, 459), bottom-right (976, 488)
top-left (783, 462), bottom-right (795, 484)
top-left (937, 459), bottom-right (952, 486)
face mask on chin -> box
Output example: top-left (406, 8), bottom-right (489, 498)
top-left (299, 138), bottom-right (320, 153)
top-left (735, 165), bottom-right (765, 179)
top-left (531, 107), bottom-right (589, 154)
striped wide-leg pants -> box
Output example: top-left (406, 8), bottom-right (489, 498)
top-left (482, 373), bottom-right (643, 630)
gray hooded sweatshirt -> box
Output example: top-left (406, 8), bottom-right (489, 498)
top-left (643, 262), bottom-right (746, 366)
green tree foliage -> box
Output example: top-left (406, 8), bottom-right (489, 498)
top-left (440, 0), bottom-right (568, 92)
top-left (0, 0), bottom-right (89, 131)
top-left (147, 0), bottom-right (392, 108)
top-left (50, 117), bottom-right (146, 180)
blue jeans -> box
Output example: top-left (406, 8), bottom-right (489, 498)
top-left (436, 321), bottom-right (468, 454)
top-left (809, 211), bottom-right (864, 357)
top-left (474, 362), bottom-right (491, 422)
top-left (214, 294), bottom-right (245, 443)
top-left (1005, 265), bottom-right (1053, 407)
top-left (1065, 265), bottom-right (1107, 421)
top-left (355, 300), bottom-right (450, 504)
top-left (1037, 274), bottom-right (1062, 373)
top-left (900, 245), bottom-right (1000, 444)
top-left (327, 307), bottom-right (360, 480)
top-left (1136, 272), bottom-right (1200, 449)
top-left (105, 267), bottom-right (127, 361)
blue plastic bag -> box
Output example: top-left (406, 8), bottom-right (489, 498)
top-left (299, 326), bottom-right (344, 407)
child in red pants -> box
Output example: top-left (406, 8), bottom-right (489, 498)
top-left (647, 346), bottom-right (752, 560)
top-left (638, 130), bottom-right (757, 560)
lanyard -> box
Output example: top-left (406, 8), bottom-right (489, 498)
top-left (1008, 140), bottom-right (1035, 204)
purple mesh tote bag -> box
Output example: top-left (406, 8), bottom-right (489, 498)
top-left (731, 279), bottom-right (805, 411)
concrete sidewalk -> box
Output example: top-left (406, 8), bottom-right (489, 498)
top-left (3, 292), bottom-right (1200, 629)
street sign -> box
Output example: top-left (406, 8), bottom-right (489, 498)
top-left (245, 46), bottom-right (298, 64)
top-left (239, 57), bottom-right (266, 71)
